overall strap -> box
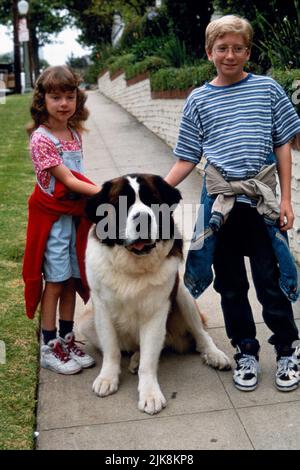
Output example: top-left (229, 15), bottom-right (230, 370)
top-left (34, 126), bottom-right (63, 154)
top-left (70, 128), bottom-right (81, 146)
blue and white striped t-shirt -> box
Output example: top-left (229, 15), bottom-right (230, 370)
top-left (174, 73), bottom-right (300, 183)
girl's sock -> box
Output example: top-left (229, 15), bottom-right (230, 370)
top-left (42, 328), bottom-right (57, 345)
top-left (59, 319), bottom-right (74, 339)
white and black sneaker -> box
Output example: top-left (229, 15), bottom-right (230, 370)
top-left (233, 339), bottom-right (260, 392)
top-left (292, 344), bottom-right (300, 368)
top-left (275, 345), bottom-right (299, 392)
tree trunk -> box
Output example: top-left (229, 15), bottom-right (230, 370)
top-left (30, 27), bottom-right (40, 82)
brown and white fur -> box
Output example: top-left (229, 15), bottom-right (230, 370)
top-left (80, 174), bottom-right (231, 415)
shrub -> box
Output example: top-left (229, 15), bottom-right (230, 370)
top-left (84, 62), bottom-right (102, 83)
top-left (150, 62), bottom-right (215, 92)
top-left (108, 53), bottom-right (136, 76)
top-left (125, 56), bottom-right (169, 80)
top-left (160, 36), bottom-right (191, 68)
top-left (255, 13), bottom-right (300, 69)
top-left (125, 35), bottom-right (172, 61)
top-left (271, 69), bottom-right (300, 115)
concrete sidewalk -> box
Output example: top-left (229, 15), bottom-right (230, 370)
top-left (36, 90), bottom-right (300, 450)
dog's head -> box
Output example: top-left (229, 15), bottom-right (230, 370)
top-left (85, 174), bottom-right (182, 256)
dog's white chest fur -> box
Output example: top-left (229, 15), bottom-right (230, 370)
top-left (86, 229), bottom-right (179, 350)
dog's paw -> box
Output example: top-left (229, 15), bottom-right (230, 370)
top-left (202, 347), bottom-right (232, 370)
top-left (138, 388), bottom-right (167, 415)
top-left (92, 374), bottom-right (119, 397)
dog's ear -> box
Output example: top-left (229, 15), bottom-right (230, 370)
top-left (153, 175), bottom-right (182, 208)
top-left (85, 181), bottom-right (112, 223)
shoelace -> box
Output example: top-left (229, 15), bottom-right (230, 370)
top-left (294, 346), bottom-right (300, 360)
top-left (66, 338), bottom-right (85, 357)
top-left (277, 356), bottom-right (297, 377)
top-left (53, 342), bottom-right (69, 363)
top-left (237, 354), bottom-right (258, 374)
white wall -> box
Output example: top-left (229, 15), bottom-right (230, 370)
top-left (98, 71), bottom-right (300, 263)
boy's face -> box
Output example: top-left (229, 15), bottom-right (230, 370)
top-left (206, 33), bottom-right (250, 85)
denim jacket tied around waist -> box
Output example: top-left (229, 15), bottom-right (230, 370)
top-left (184, 163), bottom-right (299, 303)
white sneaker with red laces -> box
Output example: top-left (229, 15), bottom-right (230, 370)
top-left (61, 332), bottom-right (95, 369)
top-left (40, 338), bottom-right (82, 375)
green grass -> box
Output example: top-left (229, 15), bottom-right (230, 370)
top-left (0, 94), bottom-right (39, 450)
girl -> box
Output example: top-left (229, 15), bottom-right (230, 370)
top-left (24, 65), bottom-right (101, 375)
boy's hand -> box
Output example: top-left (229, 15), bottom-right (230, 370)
top-left (279, 200), bottom-right (294, 231)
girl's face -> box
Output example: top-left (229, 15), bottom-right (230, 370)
top-left (45, 89), bottom-right (77, 127)
top-left (206, 33), bottom-right (250, 86)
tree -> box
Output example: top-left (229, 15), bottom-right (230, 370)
top-left (214, 0), bottom-right (299, 68)
top-left (0, 0), bottom-right (69, 79)
top-left (0, 53), bottom-right (13, 63)
top-left (163, 0), bottom-right (214, 59)
top-left (62, 0), bottom-right (154, 48)
top-left (62, 0), bottom-right (113, 48)
top-left (66, 53), bottom-right (89, 69)
top-left (27, 1), bottom-right (70, 78)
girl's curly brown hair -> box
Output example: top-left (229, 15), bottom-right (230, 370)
top-left (27, 65), bottom-right (89, 135)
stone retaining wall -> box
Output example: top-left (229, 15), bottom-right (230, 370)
top-left (98, 70), bottom-right (300, 263)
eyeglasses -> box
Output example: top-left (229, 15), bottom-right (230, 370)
top-left (214, 45), bottom-right (249, 56)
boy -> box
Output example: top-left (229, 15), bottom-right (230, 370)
top-left (165, 15), bottom-right (300, 392)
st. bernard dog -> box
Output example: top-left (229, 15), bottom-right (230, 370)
top-left (80, 174), bottom-right (231, 415)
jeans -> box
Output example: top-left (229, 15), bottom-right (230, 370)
top-left (184, 173), bottom-right (299, 303)
top-left (213, 203), bottom-right (299, 348)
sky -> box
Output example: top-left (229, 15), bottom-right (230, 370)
top-left (0, 25), bottom-right (91, 65)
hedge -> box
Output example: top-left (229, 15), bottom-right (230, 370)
top-left (150, 62), bottom-right (215, 91)
top-left (108, 53), bottom-right (136, 77)
top-left (125, 56), bottom-right (169, 81)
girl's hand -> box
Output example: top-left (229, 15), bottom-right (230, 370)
top-left (279, 200), bottom-right (294, 231)
top-left (50, 164), bottom-right (101, 196)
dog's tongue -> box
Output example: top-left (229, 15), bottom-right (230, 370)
top-left (131, 241), bottom-right (146, 251)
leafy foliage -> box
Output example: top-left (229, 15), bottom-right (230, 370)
top-left (63, 0), bottom-right (154, 47)
top-left (164, 0), bottom-right (214, 58)
top-left (125, 56), bottom-right (169, 80)
top-left (0, 53), bottom-right (13, 63)
top-left (67, 54), bottom-right (89, 70)
top-left (150, 62), bottom-right (216, 92)
top-left (214, 0), bottom-right (300, 69)
top-left (0, 0), bottom-right (69, 46)
top-left (271, 69), bottom-right (300, 114)
top-left (0, 0), bottom-right (70, 78)
top-left (255, 13), bottom-right (300, 69)
top-left (108, 53), bottom-right (136, 76)
top-left (160, 36), bottom-right (191, 68)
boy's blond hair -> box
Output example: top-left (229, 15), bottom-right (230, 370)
top-left (205, 15), bottom-right (253, 52)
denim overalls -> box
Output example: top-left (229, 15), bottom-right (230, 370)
top-left (34, 126), bottom-right (84, 282)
